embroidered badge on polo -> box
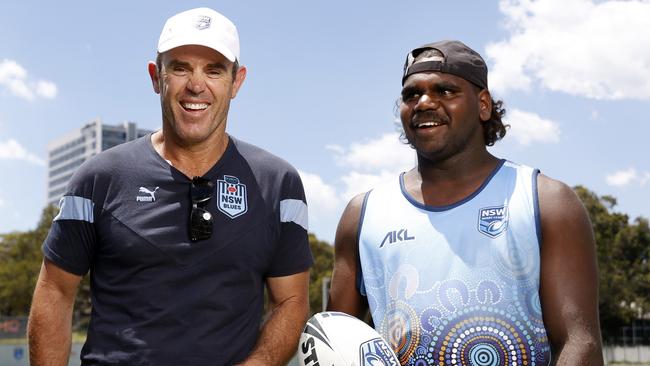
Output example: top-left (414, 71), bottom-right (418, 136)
top-left (217, 175), bottom-right (248, 218)
top-left (478, 205), bottom-right (509, 238)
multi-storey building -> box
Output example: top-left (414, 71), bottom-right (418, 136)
top-left (46, 119), bottom-right (152, 207)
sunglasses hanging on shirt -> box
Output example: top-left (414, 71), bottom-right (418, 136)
top-left (189, 176), bottom-right (214, 242)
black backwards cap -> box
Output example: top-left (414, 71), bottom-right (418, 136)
top-left (402, 40), bottom-right (488, 89)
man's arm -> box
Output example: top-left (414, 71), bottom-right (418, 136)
top-left (326, 194), bottom-right (369, 318)
top-left (28, 259), bottom-right (82, 366)
top-left (538, 174), bottom-right (603, 365)
top-left (237, 270), bottom-right (310, 366)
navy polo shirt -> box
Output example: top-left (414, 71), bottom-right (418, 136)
top-left (43, 135), bottom-right (313, 365)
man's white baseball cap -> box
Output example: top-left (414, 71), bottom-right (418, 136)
top-left (157, 7), bottom-right (240, 62)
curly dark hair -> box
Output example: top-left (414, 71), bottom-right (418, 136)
top-left (484, 98), bottom-right (508, 146)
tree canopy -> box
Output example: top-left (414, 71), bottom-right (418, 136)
top-left (0, 205), bottom-right (90, 328)
top-left (574, 185), bottom-right (650, 341)
top-left (307, 233), bottom-right (334, 315)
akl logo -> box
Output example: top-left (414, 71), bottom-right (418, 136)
top-left (379, 229), bottom-right (415, 248)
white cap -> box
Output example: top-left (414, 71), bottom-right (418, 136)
top-left (157, 7), bottom-right (240, 62)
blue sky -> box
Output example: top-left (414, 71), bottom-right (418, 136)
top-left (1, 0), bottom-right (648, 243)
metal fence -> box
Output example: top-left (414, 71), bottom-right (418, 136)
top-left (604, 345), bottom-right (650, 364)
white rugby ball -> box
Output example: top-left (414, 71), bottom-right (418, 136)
top-left (298, 311), bottom-right (400, 366)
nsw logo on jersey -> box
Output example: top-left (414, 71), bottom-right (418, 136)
top-left (478, 205), bottom-right (509, 238)
top-left (359, 338), bottom-right (399, 366)
top-left (217, 175), bottom-right (248, 218)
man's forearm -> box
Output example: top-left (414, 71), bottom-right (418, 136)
top-left (552, 337), bottom-right (603, 366)
top-left (28, 282), bottom-right (75, 366)
top-left (239, 297), bottom-right (309, 366)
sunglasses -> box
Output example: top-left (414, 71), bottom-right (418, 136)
top-left (189, 176), bottom-right (214, 242)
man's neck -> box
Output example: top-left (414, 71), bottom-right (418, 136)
top-left (404, 149), bottom-right (500, 207)
top-left (151, 130), bottom-right (230, 178)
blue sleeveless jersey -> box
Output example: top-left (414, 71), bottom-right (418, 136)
top-left (358, 160), bottom-right (550, 365)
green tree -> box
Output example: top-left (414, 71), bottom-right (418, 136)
top-left (614, 217), bottom-right (650, 314)
top-left (574, 185), bottom-right (650, 341)
top-left (0, 205), bottom-right (57, 315)
top-left (0, 205), bottom-right (91, 330)
top-left (308, 233), bottom-right (334, 315)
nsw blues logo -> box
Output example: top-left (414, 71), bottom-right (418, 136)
top-left (217, 175), bottom-right (248, 219)
top-left (359, 338), bottom-right (400, 366)
top-left (478, 205), bottom-right (509, 238)
top-left (195, 15), bottom-right (212, 30)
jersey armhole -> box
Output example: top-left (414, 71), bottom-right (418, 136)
top-left (532, 169), bottom-right (542, 248)
top-left (355, 190), bottom-right (371, 297)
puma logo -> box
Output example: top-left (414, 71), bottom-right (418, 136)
top-left (136, 187), bottom-right (159, 202)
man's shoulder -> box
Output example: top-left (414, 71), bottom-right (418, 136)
top-left (69, 136), bottom-right (150, 185)
top-left (501, 159), bottom-right (536, 173)
top-left (535, 171), bottom-right (590, 232)
top-left (231, 136), bottom-right (298, 175)
top-left (86, 136), bottom-right (148, 170)
top-left (537, 173), bottom-right (575, 200)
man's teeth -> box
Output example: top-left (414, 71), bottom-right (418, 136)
top-left (183, 103), bottom-right (209, 110)
top-left (416, 122), bottom-right (443, 128)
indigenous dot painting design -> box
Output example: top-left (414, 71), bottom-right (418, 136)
top-left (379, 300), bottom-right (421, 364)
top-left (518, 290), bottom-right (550, 364)
top-left (427, 306), bottom-right (543, 366)
top-left (526, 292), bottom-right (546, 338)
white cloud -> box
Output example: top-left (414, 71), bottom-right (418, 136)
top-left (329, 132), bottom-right (415, 201)
top-left (487, 0), bottom-right (650, 100)
top-left (329, 132), bottom-right (415, 172)
top-left (0, 139), bottom-right (45, 166)
top-left (36, 81), bottom-right (58, 99)
top-left (299, 170), bottom-right (341, 224)
top-left (0, 197), bottom-right (4, 208)
top-left (340, 170), bottom-right (399, 201)
top-left (7, 78), bottom-right (33, 100)
top-left (301, 134), bottom-right (417, 236)
top-left (0, 60), bottom-right (27, 80)
top-left (606, 168), bottom-right (637, 187)
top-left (324, 144), bottom-right (345, 155)
top-left (505, 108), bottom-right (561, 145)
top-left (605, 168), bottom-right (650, 187)
top-left (0, 59), bottom-right (58, 100)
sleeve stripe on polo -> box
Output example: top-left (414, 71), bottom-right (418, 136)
top-left (280, 199), bottom-right (308, 231)
top-left (54, 196), bottom-right (95, 223)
